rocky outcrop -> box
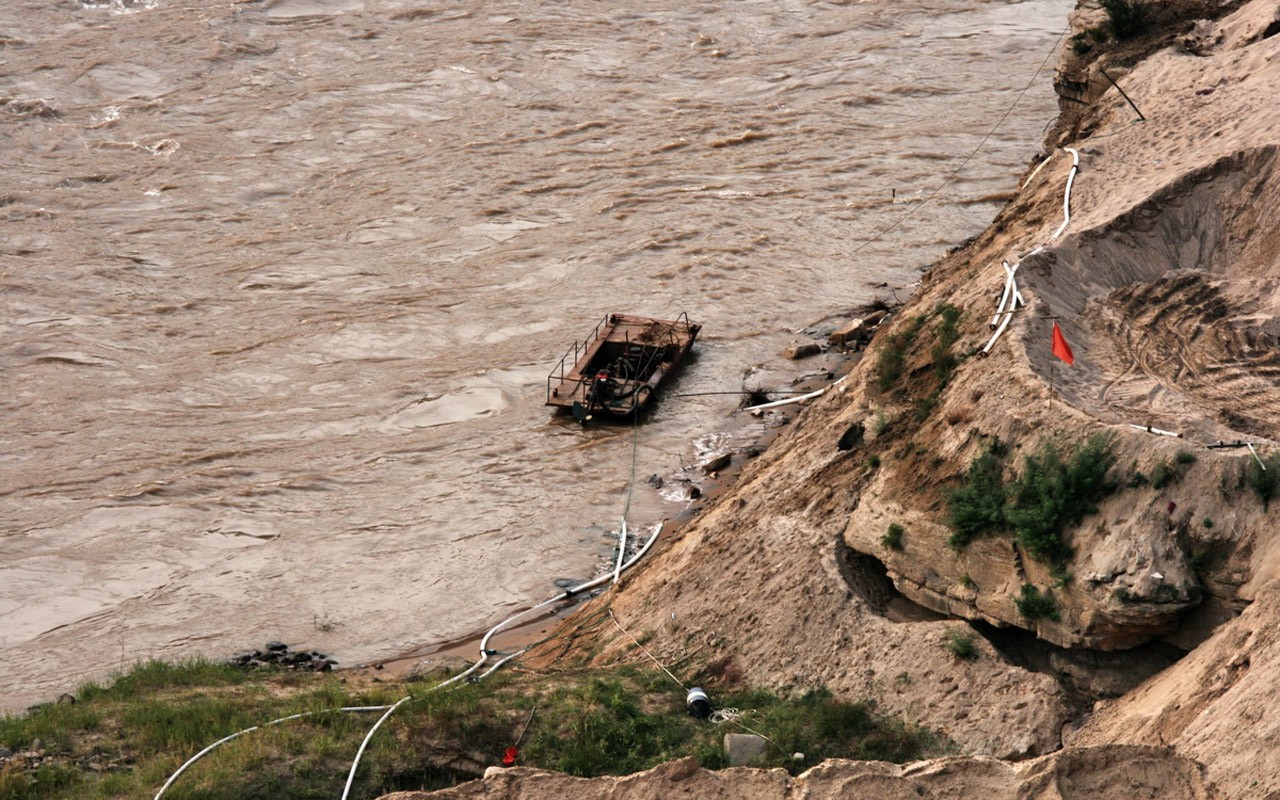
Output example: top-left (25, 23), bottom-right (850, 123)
top-left (384, 745), bottom-right (1211, 800)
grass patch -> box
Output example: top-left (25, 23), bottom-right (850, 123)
top-left (874, 315), bottom-right (925, 392)
top-left (930, 303), bottom-right (962, 387)
top-left (945, 630), bottom-right (979, 661)
top-left (1014, 584), bottom-right (1060, 622)
top-left (945, 434), bottom-right (1116, 572)
top-left (0, 659), bottom-right (944, 799)
top-left (881, 523), bottom-right (905, 552)
top-left (1149, 459), bottom-right (1176, 490)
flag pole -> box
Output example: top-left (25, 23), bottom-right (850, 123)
top-left (1049, 357), bottom-right (1054, 411)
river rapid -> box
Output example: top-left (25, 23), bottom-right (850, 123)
top-left (1, 0), bottom-right (1069, 709)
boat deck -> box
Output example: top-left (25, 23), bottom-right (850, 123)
top-left (546, 314), bottom-right (699, 418)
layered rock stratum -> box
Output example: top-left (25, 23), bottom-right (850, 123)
top-left (395, 0), bottom-right (1280, 796)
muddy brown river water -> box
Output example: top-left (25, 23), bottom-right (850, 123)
top-left (1, 0), bottom-right (1069, 710)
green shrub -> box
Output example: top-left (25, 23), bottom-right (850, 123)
top-left (1006, 434), bottom-right (1116, 571)
top-left (1244, 452), bottom-right (1280, 510)
top-left (1014, 584), bottom-right (1060, 621)
top-left (914, 390), bottom-right (940, 422)
top-left (946, 630), bottom-right (979, 661)
top-left (946, 439), bottom-right (1008, 549)
top-left (1202, 518), bottom-right (1214, 530)
top-left (874, 317), bottom-right (925, 392)
top-left (873, 410), bottom-right (889, 437)
top-left (931, 304), bottom-right (963, 386)
top-left (882, 523), bottom-right (905, 551)
top-left (1150, 459), bottom-right (1175, 490)
top-left (1100, 0), bottom-right (1152, 39)
top-left (1175, 450), bottom-right (1198, 465)
top-left (867, 454), bottom-right (881, 469)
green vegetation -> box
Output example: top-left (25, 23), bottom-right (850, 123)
top-left (867, 454), bottom-right (881, 470)
top-left (930, 304), bottom-right (962, 387)
top-left (1100, 0), bottom-right (1152, 40)
top-left (945, 438), bottom-right (1008, 549)
top-left (945, 630), bottom-right (979, 661)
top-left (1149, 459), bottom-right (1175, 490)
top-left (914, 391), bottom-right (940, 422)
top-left (882, 523), bottom-right (905, 552)
top-left (873, 410), bottom-right (889, 437)
top-left (946, 434), bottom-right (1117, 572)
top-left (1150, 450), bottom-right (1198, 490)
top-left (0, 659), bottom-right (944, 800)
top-left (1244, 451), bottom-right (1280, 510)
top-left (874, 315), bottom-right (925, 392)
top-left (1005, 434), bottom-right (1117, 572)
top-left (1014, 585), bottom-right (1060, 622)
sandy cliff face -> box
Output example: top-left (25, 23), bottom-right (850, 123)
top-left (399, 0), bottom-right (1280, 796)
top-left (598, 0), bottom-right (1280, 754)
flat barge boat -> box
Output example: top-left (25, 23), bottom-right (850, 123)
top-left (546, 313), bottom-right (701, 423)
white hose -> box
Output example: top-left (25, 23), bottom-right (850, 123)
top-left (153, 706), bottom-right (392, 800)
top-left (1021, 152), bottom-right (1053, 189)
top-left (340, 696), bottom-right (412, 800)
top-left (990, 261), bottom-right (1015, 328)
top-left (743, 372), bottom-right (853, 413)
top-left (1129, 424), bottom-right (1181, 438)
top-left (613, 518), bottom-right (627, 585)
top-left (984, 143), bottom-right (1076, 356)
top-left (1051, 147), bottom-right (1080, 241)
top-left (1248, 443), bottom-right (1268, 470)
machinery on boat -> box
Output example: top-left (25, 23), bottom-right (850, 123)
top-left (546, 313), bottom-right (700, 423)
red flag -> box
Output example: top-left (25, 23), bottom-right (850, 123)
top-left (1051, 321), bottom-right (1074, 365)
top-left (502, 747), bottom-right (519, 767)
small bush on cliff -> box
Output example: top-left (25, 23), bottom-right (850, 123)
top-left (1101, 0), bottom-right (1152, 40)
top-left (1244, 451), bottom-right (1280, 510)
top-left (874, 315), bottom-right (925, 392)
top-left (946, 438), bottom-right (1008, 548)
top-left (1006, 434), bottom-right (1117, 571)
top-left (1014, 584), bottom-right (1060, 621)
top-left (946, 630), bottom-right (979, 661)
top-left (882, 523), bottom-right (905, 551)
top-left (930, 303), bottom-right (963, 387)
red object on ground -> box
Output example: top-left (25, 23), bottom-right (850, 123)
top-left (1052, 321), bottom-right (1075, 365)
top-left (502, 747), bottom-right (518, 767)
